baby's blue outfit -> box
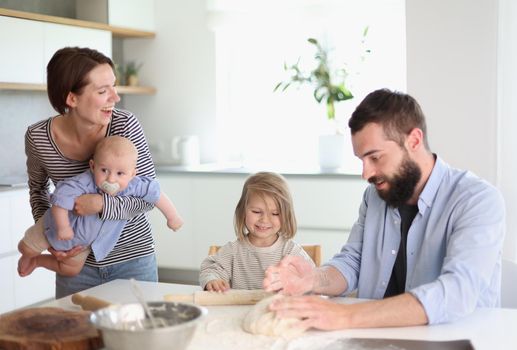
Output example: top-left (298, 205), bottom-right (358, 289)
top-left (44, 170), bottom-right (160, 261)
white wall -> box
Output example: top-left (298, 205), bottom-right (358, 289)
top-left (124, 0), bottom-right (515, 259)
top-left (127, 0), bottom-right (500, 179)
top-left (406, 0), bottom-right (498, 184)
top-left (497, 0), bottom-right (517, 261)
top-left (123, 0), bottom-right (216, 165)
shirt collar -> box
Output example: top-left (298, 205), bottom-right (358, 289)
top-left (418, 154), bottom-right (447, 212)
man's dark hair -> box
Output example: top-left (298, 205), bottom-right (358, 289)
top-left (348, 88), bottom-right (430, 150)
top-left (47, 47), bottom-right (114, 115)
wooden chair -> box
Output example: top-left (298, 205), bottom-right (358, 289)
top-left (208, 244), bottom-right (321, 266)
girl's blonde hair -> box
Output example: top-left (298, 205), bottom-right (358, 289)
top-left (234, 172), bottom-right (297, 240)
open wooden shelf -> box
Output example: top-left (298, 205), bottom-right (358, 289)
top-left (0, 8), bottom-right (155, 38)
top-left (0, 82), bottom-right (156, 95)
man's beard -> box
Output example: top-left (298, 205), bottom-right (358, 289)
top-left (368, 156), bottom-right (422, 208)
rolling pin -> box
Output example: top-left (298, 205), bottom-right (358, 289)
top-left (71, 293), bottom-right (112, 311)
top-left (164, 289), bottom-right (273, 306)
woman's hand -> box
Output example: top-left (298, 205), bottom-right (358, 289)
top-left (74, 194), bottom-right (103, 216)
top-left (205, 279), bottom-right (230, 292)
top-left (48, 245), bottom-right (86, 261)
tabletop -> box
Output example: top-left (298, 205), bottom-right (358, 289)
top-left (41, 279), bottom-right (517, 350)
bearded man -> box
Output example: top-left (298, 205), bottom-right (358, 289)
top-left (263, 88), bottom-right (505, 329)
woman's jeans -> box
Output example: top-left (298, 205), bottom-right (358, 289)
top-left (55, 254), bottom-right (158, 298)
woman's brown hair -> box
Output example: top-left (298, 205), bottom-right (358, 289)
top-left (46, 47), bottom-right (114, 115)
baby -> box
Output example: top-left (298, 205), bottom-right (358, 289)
top-left (18, 136), bottom-right (183, 277)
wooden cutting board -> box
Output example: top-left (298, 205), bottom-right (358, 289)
top-left (0, 307), bottom-right (103, 350)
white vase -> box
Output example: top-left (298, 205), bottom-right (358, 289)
top-left (318, 134), bottom-right (345, 169)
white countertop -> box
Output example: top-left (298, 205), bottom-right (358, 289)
top-left (42, 279), bottom-right (517, 350)
top-left (155, 162), bottom-right (362, 178)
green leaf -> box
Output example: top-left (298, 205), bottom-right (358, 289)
top-left (326, 97), bottom-right (335, 120)
top-left (274, 31), bottom-right (369, 115)
top-left (314, 87), bottom-right (326, 103)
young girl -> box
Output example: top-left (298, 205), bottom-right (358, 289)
top-left (199, 172), bottom-right (314, 291)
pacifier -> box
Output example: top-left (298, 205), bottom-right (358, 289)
top-left (100, 181), bottom-right (120, 196)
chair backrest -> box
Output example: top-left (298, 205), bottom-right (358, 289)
top-left (208, 244), bottom-right (321, 266)
top-left (502, 258), bottom-right (517, 308)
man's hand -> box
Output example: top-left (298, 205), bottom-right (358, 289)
top-left (48, 245), bottom-right (85, 261)
top-left (270, 295), bottom-right (350, 331)
top-left (74, 194), bottom-right (103, 216)
top-left (263, 255), bottom-right (316, 295)
top-left (272, 293), bottom-right (429, 330)
top-left (205, 279), bottom-right (230, 292)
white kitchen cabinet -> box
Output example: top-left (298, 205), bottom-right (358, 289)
top-left (0, 256), bottom-right (16, 314)
top-left (44, 22), bottom-right (112, 63)
top-left (149, 173), bottom-right (367, 271)
top-left (108, 0), bottom-right (155, 31)
top-left (0, 16), bottom-right (45, 84)
top-left (0, 7), bottom-right (154, 94)
top-left (0, 16), bottom-right (111, 85)
top-left (149, 175), bottom-right (242, 270)
top-left (0, 195), bottom-right (12, 255)
top-left (76, 0), bottom-right (155, 32)
top-left (0, 189), bottom-right (54, 314)
top-left (14, 254), bottom-right (54, 309)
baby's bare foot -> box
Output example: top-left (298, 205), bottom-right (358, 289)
top-left (18, 255), bottom-right (38, 277)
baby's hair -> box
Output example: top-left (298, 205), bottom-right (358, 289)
top-left (93, 136), bottom-right (138, 167)
top-left (234, 172), bottom-right (297, 240)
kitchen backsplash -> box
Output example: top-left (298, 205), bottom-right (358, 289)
top-left (0, 91), bottom-right (54, 179)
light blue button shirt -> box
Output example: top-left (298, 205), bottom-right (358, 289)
top-left (326, 157), bottom-right (505, 324)
top-left (44, 170), bottom-right (160, 261)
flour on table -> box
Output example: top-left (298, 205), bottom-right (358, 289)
top-left (242, 294), bottom-right (306, 339)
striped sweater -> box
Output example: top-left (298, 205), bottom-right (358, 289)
top-left (25, 109), bottom-right (156, 267)
top-left (199, 235), bottom-right (315, 290)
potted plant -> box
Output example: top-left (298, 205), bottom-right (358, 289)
top-left (274, 29), bottom-right (369, 168)
top-left (114, 63), bottom-right (124, 86)
top-left (125, 61), bottom-right (143, 86)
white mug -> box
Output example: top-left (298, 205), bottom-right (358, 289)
top-left (171, 136), bottom-right (200, 166)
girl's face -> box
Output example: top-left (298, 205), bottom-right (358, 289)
top-left (66, 63), bottom-right (120, 126)
top-left (245, 193), bottom-right (281, 247)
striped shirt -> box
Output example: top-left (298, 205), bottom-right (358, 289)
top-left (25, 109), bottom-right (156, 267)
top-left (199, 235), bottom-right (315, 290)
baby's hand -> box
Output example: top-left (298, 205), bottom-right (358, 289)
top-left (205, 279), bottom-right (230, 292)
top-left (57, 226), bottom-right (74, 241)
top-left (167, 215), bottom-right (184, 231)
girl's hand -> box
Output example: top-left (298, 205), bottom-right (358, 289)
top-left (74, 194), bottom-right (103, 216)
top-left (205, 279), bottom-right (230, 292)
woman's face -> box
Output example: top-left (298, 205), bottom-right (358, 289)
top-left (66, 63), bottom-right (120, 126)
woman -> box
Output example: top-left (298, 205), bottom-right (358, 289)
top-left (25, 47), bottom-right (158, 298)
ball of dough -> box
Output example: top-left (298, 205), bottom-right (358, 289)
top-left (242, 294), bottom-right (305, 338)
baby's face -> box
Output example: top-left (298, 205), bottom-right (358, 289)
top-left (90, 151), bottom-right (136, 195)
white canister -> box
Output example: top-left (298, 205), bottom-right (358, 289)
top-left (171, 136), bottom-right (200, 166)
